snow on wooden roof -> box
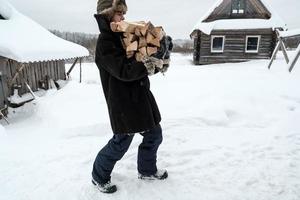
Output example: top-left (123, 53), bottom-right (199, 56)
top-left (0, 0), bottom-right (89, 63)
top-left (191, 0), bottom-right (287, 36)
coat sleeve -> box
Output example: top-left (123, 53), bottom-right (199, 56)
top-left (96, 38), bottom-right (148, 82)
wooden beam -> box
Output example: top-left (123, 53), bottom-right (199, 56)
top-left (66, 58), bottom-right (79, 77)
top-left (9, 62), bottom-right (26, 88)
top-left (79, 58), bottom-right (82, 83)
top-left (288, 48), bottom-right (300, 72)
top-left (267, 40), bottom-right (281, 69)
top-left (0, 106), bottom-right (9, 124)
top-left (279, 39), bottom-right (289, 64)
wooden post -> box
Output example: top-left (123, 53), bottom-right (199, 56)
top-left (279, 40), bottom-right (289, 64)
top-left (79, 58), bottom-right (82, 83)
top-left (268, 40), bottom-right (281, 69)
top-left (66, 58), bottom-right (79, 78)
top-left (288, 49), bottom-right (300, 72)
top-left (24, 81), bottom-right (37, 99)
top-left (0, 106), bottom-right (9, 124)
top-left (9, 62), bottom-right (26, 88)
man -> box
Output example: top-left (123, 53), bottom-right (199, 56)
top-left (92, 0), bottom-right (172, 194)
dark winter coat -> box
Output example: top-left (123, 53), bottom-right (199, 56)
top-left (94, 14), bottom-right (161, 134)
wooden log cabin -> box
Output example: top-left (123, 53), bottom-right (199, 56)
top-left (0, 1), bottom-right (89, 114)
top-left (190, 0), bottom-right (287, 65)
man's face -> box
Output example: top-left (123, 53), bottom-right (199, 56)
top-left (112, 11), bottom-right (125, 22)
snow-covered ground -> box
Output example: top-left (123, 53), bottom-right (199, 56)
top-left (0, 53), bottom-right (300, 200)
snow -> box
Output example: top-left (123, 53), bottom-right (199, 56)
top-left (279, 29), bottom-right (300, 38)
top-left (192, 0), bottom-right (287, 35)
top-left (7, 89), bottom-right (47, 105)
top-left (1, 53), bottom-right (300, 199)
top-left (0, 0), bottom-right (89, 63)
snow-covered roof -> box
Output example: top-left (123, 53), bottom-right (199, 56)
top-left (191, 0), bottom-right (287, 36)
top-left (0, 0), bottom-right (89, 63)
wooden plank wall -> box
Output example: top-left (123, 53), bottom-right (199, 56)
top-left (197, 28), bottom-right (276, 65)
top-left (0, 58), bottom-right (66, 97)
top-left (0, 58), bottom-right (8, 109)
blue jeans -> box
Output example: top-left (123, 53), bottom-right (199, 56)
top-left (92, 124), bottom-right (163, 184)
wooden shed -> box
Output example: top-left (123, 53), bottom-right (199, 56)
top-left (0, 1), bottom-right (89, 115)
top-left (190, 0), bottom-right (287, 65)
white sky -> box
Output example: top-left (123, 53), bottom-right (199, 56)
top-left (6, 0), bottom-right (300, 39)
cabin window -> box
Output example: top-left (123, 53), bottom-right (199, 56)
top-left (232, 0), bottom-right (245, 14)
top-left (211, 36), bottom-right (225, 53)
top-left (245, 36), bottom-right (260, 53)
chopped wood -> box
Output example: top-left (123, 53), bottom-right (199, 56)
top-left (139, 47), bottom-right (147, 56)
top-left (135, 52), bottom-right (144, 62)
top-left (111, 20), bottom-right (166, 60)
top-left (146, 33), bottom-right (155, 44)
top-left (110, 22), bottom-right (118, 32)
top-left (123, 33), bottom-right (136, 46)
top-left (147, 47), bottom-right (158, 56)
top-left (126, 41), bottom-right (138, 52)
top-left (146, 33), bottom-right (160, 47)
top-left (138, 37), bottom-right (147, 48)
top-left (153, 27), bottom-right (165, 40)
top-left (149, 38), bottom-right (161, 47)
top-left (133, 21), bottom-right (147, 25)
top-left (140, 22), bottom-right (155, 36)
top-left (126, 51), bottom-right (135, 58)
top-left (135, 28), bottom-right (143, 37)
top-left (111, 21), bottom-right (145, 33)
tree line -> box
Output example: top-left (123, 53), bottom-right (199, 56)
top-left (50, 30), bottom-right (98, 62)
top-left (50, 30), bottom-right (194, 61)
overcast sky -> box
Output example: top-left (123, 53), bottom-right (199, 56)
top-left (6, 0), bottom-right (300, 39)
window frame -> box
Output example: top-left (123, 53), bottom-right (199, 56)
top-left (245, 35), bottom-right (261, 53)
top-left (231, 0), bottom-right (245, 15)
top-left (211, 35), bottom-right (225, 53)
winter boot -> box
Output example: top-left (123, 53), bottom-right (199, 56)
top-left (92, 178), bottom-right (117, 194)
top-left (138, 169), bottom-right (168, 180)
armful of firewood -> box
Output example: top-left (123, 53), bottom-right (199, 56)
top-left (110, 21), bottom-right (167, 62)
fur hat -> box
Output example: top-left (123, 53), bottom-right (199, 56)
top-left (97, 0), bottom-right (127, 17)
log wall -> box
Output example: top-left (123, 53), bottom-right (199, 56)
top-left (194, 28), bottom-right (276, 65)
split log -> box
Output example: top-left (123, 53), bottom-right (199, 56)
top-left (135, 28), bottom-right (143, 37)
top-left (126, 41), bottom-right (138, 52)
top-left (146, 33), bottom-right (160, 47)
top-left (123, 33), bottom-right (137, 46)
top-left (146, 33), bottom-right (154, 44)
top-left (147, 47), bottom-right (158, 56)
top-left (149, 38), bottom-right (160, 47)
top-left (139, 47), bottom-right (147, 56)
top-left (126, 51), bottom-right (135, 58)
top-left (153, 27), bottom-right (165, 40)
top-left (140, 22), bottom-right (155, 36)
top-left (138, 37), bottom-right (147, 48)
top-left (110, 22), bottom-right (118, 32)
top-left (135, 52), bottom-right (144, 62)
top-left (111, 21), bottom-right (145, 33)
